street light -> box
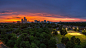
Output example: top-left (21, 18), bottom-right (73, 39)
top-left (84, 29), bottom-right (85, 32)
top-left (84, 29), bottom-right (85, 30)
top-left (73, 27), bottom-right (75, 29)
top-left (66, 28), bottom-right (67, 31)
top-left (77, 27), bottom-right (79, 30)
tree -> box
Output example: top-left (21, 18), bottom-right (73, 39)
top-left (29, 35), bottom-right (34, 42)
top-left (71, 36), bottom-right (81, 45)
top-left (82, 30), bottom-right (86, 35)
top-left (54, 31), bottom-right (58, 35)
top-left (30, 43), bottom-right (38, 48)
top-left (33, 40), bottom-right (40, 47)
top-left (75, 38), bottom-right (81, 45)
top-left (22, 29), bottom-right (29, 34)
top-left (13, 28), bottom-right (21, 34)
top-left (66, 41), bottom-right (74, 48)
top-left (74, 45), bottom-right (82, 48)
top-left (0, 29), bottom-right (1, 34)
top-left (65, 36), bottom-right (81, 48)
top-left (16, 33), bottom-right (29, 48)
top-left (61, 37), bottom-right (69, 44)
top-left (40, 43), bottom-right (46, 48)
top-left (60, 29), bottom-right (67, 36)
top-left (59, 25), bottom-right (63, 30)
top-left (52, 30), bottom-right (58, 35)
top-left (7, 40), bottom-right (15, 47)
top-left (20, 41), bottom-right (30, 48)
top-left (1, 33), bottom-right (17, 48)
top-left (19, 33), bottom-right (29, 41)
top-left (48, 38), bottom-right (56, 48)
top-left (71, 36), bottom-right (76, 44)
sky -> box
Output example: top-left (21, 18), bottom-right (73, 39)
top-left (0, 0), bottom-right (86, 23)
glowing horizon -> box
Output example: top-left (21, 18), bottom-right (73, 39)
top-left (0, 15), bottom-right (86, 23)
top-left (0, 12), bottom-right (86, 23)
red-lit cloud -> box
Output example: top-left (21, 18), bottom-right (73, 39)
top-left (0, 11), bottom-right (86, 23)
top-left (0, 0), bottom-right (86, 23)
top-left (0, 12), bottom-right (86, 23)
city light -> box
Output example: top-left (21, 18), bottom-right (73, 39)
top-left (73, 27), bottom-right (75, 29)
top-left (77, 27), bottom-right (79, 30)
top-left (66, 28), bottom-right (67, 31)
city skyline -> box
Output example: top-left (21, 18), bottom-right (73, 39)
top-left (18, 17), bottom-right (50, 23)
top-left (0, 0), bottom-right (86, 23)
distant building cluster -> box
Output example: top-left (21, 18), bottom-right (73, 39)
top-left (34, 20), bottom-right (50, 23)
top-left (21, 17), bottom-right (27, 23)
top-left (17, 17), bottom-right (52, 23)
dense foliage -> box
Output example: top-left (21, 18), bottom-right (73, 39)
top-left (0, 23), bottom-right (57, 48)
top-left (61, 36), bottom-right (82, 48)
top-left (82, 30), bottom-right (86, 35)
top-left (59, 22), bottom-right (86, 26)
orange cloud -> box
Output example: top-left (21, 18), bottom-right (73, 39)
top-left (0, 12), bottom-right (86, 23)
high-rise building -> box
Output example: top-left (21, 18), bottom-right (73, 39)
top-left (34, 20), bottom-right (37, 23)
top-left (47, 21), bottom-right (50, 23)
top-left (21, 17), bottom-right (27, 23)
top-left (21, 19), bottom-right (23, 23)
top-left (41, 21), bottom-right (44, 23)
top-left (37, 21), bottom-right (40, 23)
top-left (44, 20), bottom-right (46, 23)
top-left (13, 21), bottom-right (15, 24)
top-left (24, 17), bottom-right (27, 22)
top-left (24, 17), bottom-right (26, 20)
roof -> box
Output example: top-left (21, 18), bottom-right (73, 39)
top-left (57, 43), bottom-right (65, 48)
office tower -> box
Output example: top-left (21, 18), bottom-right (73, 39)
top-left (34, 20), bottom-right (37, 23)
top-left (37, 21), bottom-right (40, 23)
top-left (41, 21), bottom-right (44, 23)
top-left (24, 19), bottom-right (27, 23)
top-left (24, 17), bottom-right (26, 20)
top-left (44, 20), bottom-right (46, 23)
top-left (24, 17), bottom-right (27, 23)
top-left (13, 21), bottom-right (15, 24)
top-left (47, 21), bottom-right (50, 23)
top-left (21, 17), bottom-right (27, 23)
top-left (21, 19), bottom-right (23, 23)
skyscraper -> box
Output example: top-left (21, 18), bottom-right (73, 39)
top-left (24, 17), bottom-right (26, 21)
top-left (21, 19), bottom-right (23, 23)
top-left (24, 17), bottom-right (27, 23)
top-left (34, 20), bottom-right (37, 23)
top-left (21, 17), bottom-right (27, 23)
top-left (44, 20), bottom-right (46, 23)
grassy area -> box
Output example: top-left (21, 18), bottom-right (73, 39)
top-left (65, 33), bottom-right (86, 47)
top-left (52, 30), bottom-right (86, 47)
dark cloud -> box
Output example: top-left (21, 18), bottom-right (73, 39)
top-left (0, 11), bottom-right (10, 13)
top-left (0, 10), bottom-right (17, 15)
top-left (0, 0), bottom-right (86, 19)
top-left (13, 17), bottom-right (21, 18)
top-left (2, 17), bottom-right (22, 19)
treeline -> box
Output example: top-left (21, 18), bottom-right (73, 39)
top-left (0, 23), bottom-right (58, 29)
top-left (82, 30), bottom-right (86, 35)
top-left (59, 22), bottom-right (86, 26)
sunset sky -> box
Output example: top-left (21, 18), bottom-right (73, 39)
top-left (0, 0), bottom-right (86, 23)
